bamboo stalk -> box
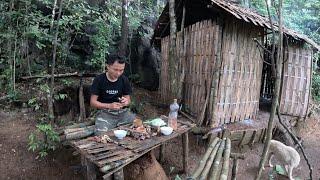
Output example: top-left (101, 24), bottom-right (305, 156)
top-left (191, 137), bottom-right (220, 179)
top-left (64, 125), bottom-right (95, 134)
top-left (220, 138), bottom-right (231, 180)
top-left (209, 138), bottom-right (226, 180)
top-left (65, 129), bottom-right (94, 140)
top-left (199, 140), bottom-right (223, 180)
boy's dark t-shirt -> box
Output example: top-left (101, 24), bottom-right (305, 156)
top-left (90, 73), bottom-right (132, 104)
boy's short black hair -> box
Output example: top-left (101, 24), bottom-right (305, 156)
top-left (106, 53), bottom-right (126, 65)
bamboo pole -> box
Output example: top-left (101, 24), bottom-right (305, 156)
top-left (65, 129), bottom-right (94, 140)
top-left (63, 125), bottom-right (95, 134)
top-left (191, 137), bottom-right (220, 179)
top-left (209, 138), bottom-right (226, 180)
top-left (220, 138), bottom-right (231, 180)
top-left (199, 140), bottom-right (222, 180)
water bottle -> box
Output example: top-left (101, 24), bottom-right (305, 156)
top-left (168, 99), bottom-right (179, 130)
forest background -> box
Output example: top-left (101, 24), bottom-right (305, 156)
top-left (0, 0), bottom-right (319, 156)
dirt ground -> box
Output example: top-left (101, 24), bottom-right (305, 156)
top-left (1, 89), bottom-right (320, 179)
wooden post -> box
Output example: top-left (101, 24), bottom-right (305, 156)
top-left (230, 153), bottom-right (245, 180)
top-left (249, 130), bottom-right (257, 147)
top-left (231, 158), bottom-right (239, 180)
top-left (79, 74), bottom-right (86, 122)
top-left (81, 155), bottom-right (97, 180)
top-left (182, 132), bottom-right (189, 175)
top-left (113, 169), bottom-right (124, 180)
top-left (159, 143), bottom-right (165, 163)
top-left (238, 131), bottom-right (246, 147)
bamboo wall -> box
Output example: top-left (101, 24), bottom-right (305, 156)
top-left (214, 20), bottom-right (263, 126)
top-left (160, 20), bottom-right (218, 117)
top-left (279, 45), bottom-right (312, 117)
top-left (160, 19), bottom-right (264, 126)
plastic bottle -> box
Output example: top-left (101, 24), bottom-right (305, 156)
top-left (168, 99), bottom-right (179, 130)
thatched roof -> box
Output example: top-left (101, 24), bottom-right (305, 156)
top-left (153, 0), bottom-right (320, 51)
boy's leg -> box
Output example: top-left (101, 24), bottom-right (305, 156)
top-left (117, 109), bottom-right (135, 126)
top-left (95, 110), bottom-right (118, 135)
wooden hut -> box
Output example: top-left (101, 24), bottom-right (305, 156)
top-left (153, 0), bottom-right (320, 127)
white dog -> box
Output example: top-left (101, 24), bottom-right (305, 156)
top-left (266, 139), bottom-right (300, 180)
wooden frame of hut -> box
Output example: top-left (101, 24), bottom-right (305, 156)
top-left (153, 0), bottom-right (320, 127)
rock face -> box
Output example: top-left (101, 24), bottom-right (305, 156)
top-left (129, 22), bottom-right (161, 91)
top-left (124, 151), bottom-right (168, 180)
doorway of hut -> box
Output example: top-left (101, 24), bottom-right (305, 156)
top-left (259, 46), bottom-right (275, 113)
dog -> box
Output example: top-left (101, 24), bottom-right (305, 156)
top-left (266, 139), bottom-right (300, 180)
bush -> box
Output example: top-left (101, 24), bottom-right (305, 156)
top-left (28, 123), bottom-right (60, 158)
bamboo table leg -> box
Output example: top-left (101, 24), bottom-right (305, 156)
top-left (81, 155), bottom-right (97, 180)
top-left (113, 169), bottom-right (124, 180)
top-left (182, 132), bottom-right (189, 175)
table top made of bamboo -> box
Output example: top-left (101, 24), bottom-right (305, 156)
top-left (71, 118), bottom-right (194, 177)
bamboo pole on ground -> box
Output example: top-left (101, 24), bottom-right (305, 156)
top-left (190, 137), bottom-right (220, 179)
top-left (199, 140), bottom-right (222, 180)
top-left (209, 138), bottom-right (226, 180)
top-left (220, 138), bottom-right (231, 180)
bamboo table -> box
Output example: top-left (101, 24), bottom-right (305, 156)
top-left (71, 119), bottom-right (195, 180)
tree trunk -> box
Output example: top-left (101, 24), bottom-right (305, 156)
top-left (78, 75), bottom-right (86, 122)
top-left (119, 0), bottom-right (129, 56)
top-left (48, 0), bottom-right (64, 121)
top-left (255, 0), bottom-right (283, 179)
top-left (48, 0), bottom-right (58, 73)
top-left (177, 1), bottom-right (186, 102)
top-left (13, 30), bottom-right (17, 94)
top-left (168, 0), bottom-right (178, 99)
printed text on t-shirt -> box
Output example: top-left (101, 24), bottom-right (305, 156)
top-left (106, 90), bottom-right (118, 95)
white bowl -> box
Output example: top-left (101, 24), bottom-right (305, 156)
top-left (114, 130), bottom-right (127, 139)
top-left (160, 127), bottom-right (173, 135)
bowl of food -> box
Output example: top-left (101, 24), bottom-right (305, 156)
top-left (114, 130), bottom-right (127, 140)
top-left (160, 126), bottom-right (173, 136)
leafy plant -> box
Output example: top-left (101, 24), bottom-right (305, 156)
top-left (312, 70), bottom-right (320, 102)
top-left (54, 93), bottom-right (68, 100)
top-left (28, 97), bottom-right (41, 111)
top-left (28, 123), bottom-right (60, 158)
top-left (129, 96), bottom-right (145, 114)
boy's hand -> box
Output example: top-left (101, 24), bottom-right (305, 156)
top-left (119, 97), bottom-right (129, 106)
top-left (108, 102), bottom-right (123, 110)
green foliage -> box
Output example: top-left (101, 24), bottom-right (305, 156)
top-left (28, 97), bottom-right (41, 111)
top-left (250, 0), bottom-right (320, 44)
top-left (312, 70), bottom-right (320, 102)
top-left (129, 96), bottom-right (145, 114)
top-left (0, 0), bottom-right (162, 94)
top-left (54, 93), bottom-right (68, 100)
top-left (28, 123), bottom-right (60, 158)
